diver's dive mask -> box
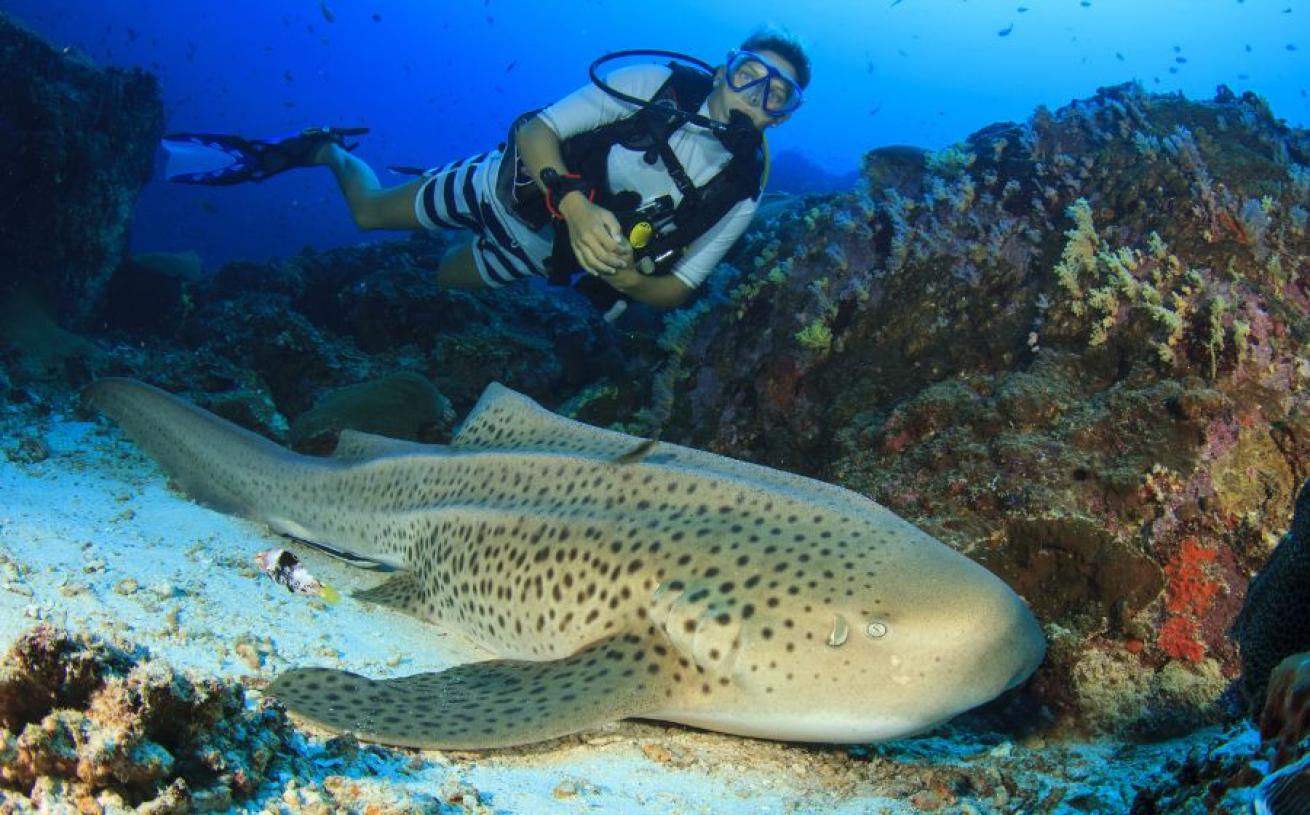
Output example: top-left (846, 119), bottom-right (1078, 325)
top-left (724, 50), bottom-right (804, 117)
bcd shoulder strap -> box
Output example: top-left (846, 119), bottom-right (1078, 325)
top-left (502, 63), bottom-right (764, 284)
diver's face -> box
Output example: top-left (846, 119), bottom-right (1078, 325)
top-left (711, 48), bottom-right (801, 130)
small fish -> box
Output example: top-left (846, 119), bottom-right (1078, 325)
top-left (1017, 5), bottom-right (1029, 12)
top-left (319, 1), bottom-right (335, 23)
top-left (891, 0), bottom-right (904, 6)
top-left (1246, 44), bottom-right (1253, 52)
top-left (505, 59), bottom-right (517, 72)
top-left (998, 22), bottom-right (1014, 36)
top-left (1176, 56), bottom-right (1188, 64)
top-left (1173, 45), bottom-right (1182, 53)
top-left (372, 13), bottom-right (382, 22)
top-left (256, 548), bottom-right (340, 603)
top-left (1168, 66), bottom-right (1179, 74)
top-left (1238, 72), bottom-right (1250, 79)
top-left (1116, 51), bottom-right (1125, 61)
top-left (868, 104), bottom-right (882, 116)
top-left (1080, 0), bottom-right (1090, 6)
top-left (1288, 43), bottom-right (1299, 51)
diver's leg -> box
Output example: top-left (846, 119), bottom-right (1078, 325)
top-left (435, 242), bottom-right (488, 290)
top-left (315, 143), bottom-right (422, 230)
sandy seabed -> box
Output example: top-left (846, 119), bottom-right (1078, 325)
top-left (0, 405), bottom-right (1256, 814)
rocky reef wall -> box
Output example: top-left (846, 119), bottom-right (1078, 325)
top-left (0, 11), bottom-right (162, 328)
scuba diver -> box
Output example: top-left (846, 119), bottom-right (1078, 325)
top-left (163, 27), bottom-right (810, 321)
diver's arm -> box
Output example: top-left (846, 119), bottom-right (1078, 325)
top-left (603, 265), bottom-right (694, 309)
top-left (516, 116), bottom-right (628, 276)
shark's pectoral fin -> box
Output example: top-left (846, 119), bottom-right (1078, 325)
top-left (352, 571), bottom-right (427, 614)
top-left (269, 633), bottom-right (678, 749)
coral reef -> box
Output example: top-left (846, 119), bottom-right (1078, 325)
top-left (0, 626), bottom-right (490, 814)
top-left (0, 11), bottom-right (163, 327)
top-left (1232, 479), bottom-right (1310, 712)
top-left (0, 625), bottom-right (287, 812)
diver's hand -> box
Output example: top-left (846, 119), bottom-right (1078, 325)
top-left (559, 194), bottom-right (631, 276)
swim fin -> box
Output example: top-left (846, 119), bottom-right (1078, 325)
top-left (161, 126), bottom-right (369, 185)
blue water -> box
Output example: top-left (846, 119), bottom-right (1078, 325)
top-left (6, 0), bottom-right (1306, 266)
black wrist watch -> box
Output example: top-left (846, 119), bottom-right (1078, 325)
top-left (540, 167), bottom-right (592, 218)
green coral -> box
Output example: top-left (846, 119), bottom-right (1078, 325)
top-left (1205, 295), bottom-right (1228, 380)
top-left (925, 144), bottom-right (976, 178)
top-left (1232, 320), bottom-right (1251, 363)
top-left (728, 259), bottom-right (789, 319)
top-left (794, 319), bottom-right (833, 354)
top-left (1054, 199), bottom-right (1099, 310)
top-left (1049, 199), bottom-right (1247, 374)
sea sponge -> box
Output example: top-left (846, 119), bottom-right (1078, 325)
top-left (1232, 479), bottom-right (1310, 713)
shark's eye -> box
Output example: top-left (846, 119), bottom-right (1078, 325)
top-left (827, 614), bottom-right (849, 647)
top-left (865, 621), bottom-right (888, 639)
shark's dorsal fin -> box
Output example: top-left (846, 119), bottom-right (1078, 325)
top-left (454, 383), bottom-right (887, 520)
top-left (452, 383), bottom-right (648, 458)
top-left (331, 429), bottom-right (450, 461)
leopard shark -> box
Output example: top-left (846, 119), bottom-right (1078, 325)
top-left (86, 377), bottom-right (1045, 749)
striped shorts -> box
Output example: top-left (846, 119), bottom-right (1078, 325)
top-left (413, 151), bottom-right (549, 287)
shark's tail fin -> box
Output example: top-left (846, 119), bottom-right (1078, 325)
top-left (84, 378), bottom-right (309, 519)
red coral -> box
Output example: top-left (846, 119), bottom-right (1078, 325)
top-left (1164, 538), bottom-right (1221, 616)
top-left (1159, 616), bottom-right (1206, 663)
top-left (1156, 538), bottom-right (1222, 662)
top-left (883, 429), bottom-right (913, 453)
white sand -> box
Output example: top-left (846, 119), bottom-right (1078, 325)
top-left (0, 408), bottom-right (1248, 813)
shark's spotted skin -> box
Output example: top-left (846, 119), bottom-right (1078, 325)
top-left (87, 378), bottom-right (1046, 749)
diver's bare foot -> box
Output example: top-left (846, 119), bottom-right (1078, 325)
top-left (312, 141), bottom-right (341, 166)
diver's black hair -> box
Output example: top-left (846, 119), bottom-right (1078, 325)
top-left (741, 26), bottom-right (812, 89)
